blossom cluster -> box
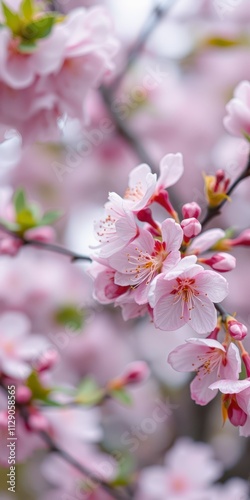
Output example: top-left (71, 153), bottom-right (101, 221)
top-left (90, 144), bottom-right (250, 436)
top-left (0, 0), bottom-right (118, 142)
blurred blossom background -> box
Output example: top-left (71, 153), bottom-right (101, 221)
top-left (1, 0), bottom-right (250, 499)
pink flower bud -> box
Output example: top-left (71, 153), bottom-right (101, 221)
top-left (227, 318), bottom-right (248, 340)
top-left (33, 348), bottom-right (59, 372)
top-left (0, 237), bottom-right (22, 256)
top-left (228, 399), bottom-right (247, 427)
top-left (181, 217), bottom-right (201, 240)
top-left (28, 412), bottom-right (49, 432)
top-left (230, 229), bottom-right (250, 247)
top-left (182, 202), bottom-right (201, 219)
top-left (25, 226), bottom-right (55, 243)
top-left (121, 361), bottom-right (150, 385)
top-left (16, 386), bottom-right (32, 404)
top-left (201, 253), bottom-right (236, 272)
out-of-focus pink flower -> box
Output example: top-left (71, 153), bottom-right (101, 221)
top-left (149, 257), bottom-right (228, 334)
top-left (108, 219), bottom-right (182, 304)
top-left (168, 339), bottom-right (241, 405)
top-left (119, 361), bottom-right (150, 385)
top-left (136, 437), bottom-right (223, 500)
top-left (0, 312), bottom-right (51, 379)
top-left (224, 81), bottom-right (250, 138)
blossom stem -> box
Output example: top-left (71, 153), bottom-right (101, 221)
top-left (0, 381), bottom-right (131, 500)
top-left (201, 153), bottom-right (250, 228)
top-left (0, 223), bottom-right (92, 262)
top-left (110, 0), bottom-right (176, 92)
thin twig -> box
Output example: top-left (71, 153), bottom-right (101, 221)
top-left (0, 223), bottom-right (92, 262)
top-left (110, 0), bottom-right (176, 92)
top-left (214, 303), bottom-right (228, 322)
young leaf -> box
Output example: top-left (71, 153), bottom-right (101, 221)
top-left (54, 305), bottom-right (84, 332)
top-left (110, 387), bottom-right (132, 406)
top-left (14, 188), bottom-right (27, 214)
top-left (2, 2), bottom-right (21, 34)
top-left (40, 210), bottom-right (63, 226)
top-left (22, 15), bottom-right (55, 40)
top-left (75, 377), bottom-right (104, 405)
top-left (18, 40), bottom-right (37, 53)
top-left (27, 372), bottom-right (51, 401)
top-left (16, 208), bottom-right (37, 228)
top-left (20, 0), bottom-right (33, 21)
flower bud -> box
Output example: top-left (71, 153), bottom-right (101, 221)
top-left (33, 348), bottom-right (59, 372)
top-left (16, 386), bottom-right (32, 404)
top-left (230, 229), bottom-right (250, 247)
top-left (228, 398), bottom-right (247, 427)
top-left (181, 217), bottom-right (201, 240)
top-left (25, 226), bottom-right (55, 243)
top-left (200, 252), bottom-right (236, 272)
top-left (226, 317), bottom-right (248, 340)
top-left (28, 412), bottom-right (49, 432)
top-left (0, 237), bottom-right (22, 256)
top-left (121, 361), bottom-right (150, 385)
top-left (182, 202), bottom-right (201, 220)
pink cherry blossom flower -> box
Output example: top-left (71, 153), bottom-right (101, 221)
top-left (168, 339), bottom-right (241, 405)
top-left (108, 219), bottom-right (183, 304)
top-left (0, 312), bottom-right (51, 379)
top-left (149, 257), bottom-right (229, 334)
top-left (181, 217), bottom-right (201, 240)
top-left (182, 202), bottom-right (201, 219)
top-left (136, 437), bottom-right (223, 500)
top-left (209, 379), bottom-right (250, 437)
top-left (108, 153), bottom-right (184, 213)
top-left (224, 80), bottom-right (250, 138)
top-left (88, 262), bottom-right (129, 304)
top-left (93, 204), bottom-right (139, 258)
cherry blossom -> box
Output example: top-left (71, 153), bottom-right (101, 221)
top-left (168, 339), bottom-right (241, 405)
top-left (0, 312), bottom-right (51, 379)
top-left (149, 258), bottom-right (229, 334)
top-left (108, 218), bottom-right (183, 304)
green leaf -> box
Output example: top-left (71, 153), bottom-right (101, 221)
top-left (0, 217), bottom-right (20, 231)
top-left (2, 2), bottom-right (21, 34)
top-left (22, 14), bottom-right (55, 40)
top-left (110, 387), bottom-right (132, 406)
top-left (111, 454), bottom-right (134, 487)
top-left (54, 305), bottom-right (84, 331)
top-left (27, 372), bottom-right (51, 401)
top-left (205, 36), bottom-right (241, 48)
top-left (14, 188), bottom-right (27, 214)
top-left (18, 40), bottom-right (37, 53)
top-left (20, 0), bottom-right (33, 21)
top-left (40, 210), bottom-right (63, 226)
top-left (75, 377), bottom-right (104, 405)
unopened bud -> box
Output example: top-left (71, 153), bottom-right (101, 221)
top-left (226, 317), bottom-right (248, 340)
top-left (121, 361), bottom-right (150, 385)
top-left (25, 226), bottom-right (55, 243)
top-left (228, 398), bottom-right (247, 427)
top-left (16, 386), bottom-right (32, 404)
top-left (200, 252), bottom-right (236, 272)
top-left (33, 348), bottom-right (59, 372)
top-left (0, 237), bottom-right (22, 256)
top-left (230, 229), bottom-right (250, 247)
top-left (181, 217), bottom-right (201, 241)
top-left (28, 412), bottom-right (49, 432)
top-left (182, 202), bottom-right (201, 220)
